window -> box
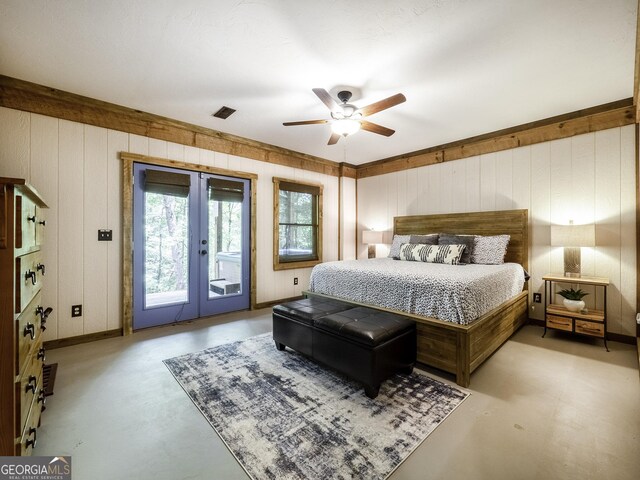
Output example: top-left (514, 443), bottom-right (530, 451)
top-left (273, 177), bottom-right (323, 270)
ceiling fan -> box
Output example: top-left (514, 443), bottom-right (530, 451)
top-left (283, 88), bottom-right (406, 145)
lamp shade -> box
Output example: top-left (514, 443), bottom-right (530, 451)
top-left (550, 224), bottom-right (595, 247)
top-left (362, 230), bottom-right (384, 245)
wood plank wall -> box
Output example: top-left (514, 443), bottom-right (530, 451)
top-left (0, 106), bottom-right (342, 341)
top-left (357, 126), bottom-right (637, 337)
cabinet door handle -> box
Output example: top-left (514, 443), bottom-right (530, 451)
top-left (37, 347), bottom-right (46, 361)
top-left (36, 263), bottom-right (45, 275)
top-left (25, 427), bottom-right (37, 449)
top-left (38, 389), bottom-right (46, 406)
top-left (38, 220), bottom-right (46, 226)
top-left (23, 323), bottom-right (35, 340)
top-left (25, 375), bottom-right (37, 394)
top-left (27, 215), bottom-right (36, 223)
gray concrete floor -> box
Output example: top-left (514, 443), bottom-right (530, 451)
top-left (36, 310), bottom-right (640, 480)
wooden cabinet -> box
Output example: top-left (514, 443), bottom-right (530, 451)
top-left (0, 178), bottom-right (51, 456)
top-left (542, 274), bottom-right (609, 351)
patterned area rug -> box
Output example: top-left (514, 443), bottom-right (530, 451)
top-left (164, 333), bottom-right (469, 480)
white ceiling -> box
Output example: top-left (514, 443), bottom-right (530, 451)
top-left (0, 1), bottom-right (636, 165)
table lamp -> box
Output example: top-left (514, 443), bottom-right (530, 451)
top-left (550, 221), bottom-right (595, 278)
top-left (362, 230), bottom-right (384, 259)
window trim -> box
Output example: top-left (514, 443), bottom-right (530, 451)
top-left (273, 177), bottom-right (323, 271)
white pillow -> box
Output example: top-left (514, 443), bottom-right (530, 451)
top-left (399, 243), bottom-right (466, 265)
top-left (471, 235), bottom-right (510, 264)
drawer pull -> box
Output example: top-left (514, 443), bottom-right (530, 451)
top-left (549, 319), bottom-right (567, 325)
top-left (36, 306), bottom-right (53, 331)
top-left (36, 263), bottom-right (45, 275)
top-left (25, 375), bottom-right (37, 394)
top-left (37, 347), bottom-right (46, 361)
top-left (38, 389), bottom-right (46, 406)
top-left (27, 215), bottom-right (36, 223)
top-left (25, 427), bottom-right (37, 449)
top-left (25, 269), bottom-right (37, 285)
top-left (38, 220), bottom-right (46, 226)
top-left (23, 323), bottom-right (35, 340)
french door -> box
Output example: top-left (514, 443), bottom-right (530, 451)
top-left (132, 163), bottom-right (250, 330)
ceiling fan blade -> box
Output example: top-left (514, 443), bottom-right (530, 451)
top-left (313, 88), bottom-right (340, 111)
top-left (359, 93), bottom-right (406, 117)
top-left (327, 132), bottom-right (341, 145)
top-left (283, 119), bottom-right (329, 126)
top-left (360, 120), bottom-right (395, 137)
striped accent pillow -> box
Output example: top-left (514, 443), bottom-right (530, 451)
top-left (399, 243), bottom-right (466, 265)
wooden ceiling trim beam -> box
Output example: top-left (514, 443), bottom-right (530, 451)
top-left (357, 99), bottom-right (635, 179)
top-left (0, 75), bottom-right (342, 177)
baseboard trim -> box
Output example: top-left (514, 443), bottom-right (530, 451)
top-left (527, 318), bottom-right (636, 345)
top-left (528, 318), bottom-right (544, 327)
top-left (254, 295), bottom-right (304, 310)
top-left (44, 328), bottom-right (123, 350)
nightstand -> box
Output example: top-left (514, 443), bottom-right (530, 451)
top-left (542, 274), bottom-right (609, 351)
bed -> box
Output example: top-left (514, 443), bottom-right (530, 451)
top-left (304, 209), bottom-right (529, 387)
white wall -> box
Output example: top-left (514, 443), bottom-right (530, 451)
top-left (356, 126), bottom-right (637, 336)
top-left (0, 107), bottom-right (347, 340)
top-left (339, 176), bottom-right (357, 260)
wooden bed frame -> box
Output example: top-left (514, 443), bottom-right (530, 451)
top-left (305, 209), bottom-right (529, 387)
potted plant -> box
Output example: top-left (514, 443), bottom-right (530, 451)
top-left (558, 288), bottom-right (589, 313)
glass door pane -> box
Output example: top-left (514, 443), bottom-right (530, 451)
top-left (144, 192), bottom-right (189, 307)
top-left (208, 198), bottom-right (243, 299)
top-left (200, 174), bottom-right (250, 317)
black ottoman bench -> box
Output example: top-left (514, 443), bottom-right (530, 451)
top-left (273, 298), bottom-right (417, 399)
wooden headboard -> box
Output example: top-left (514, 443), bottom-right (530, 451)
top-left (394, 209), bottom-right (529, 271)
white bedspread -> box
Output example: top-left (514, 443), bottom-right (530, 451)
top-left (308, 258), bottom-right (525, 325)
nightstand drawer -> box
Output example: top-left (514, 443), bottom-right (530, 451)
top-left (575, 320), bottom-right (604, 337)
top-left (546, 314), bottom-right (572, 332)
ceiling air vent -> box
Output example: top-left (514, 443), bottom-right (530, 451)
top-left (212, 106), bottom-right (236, 119)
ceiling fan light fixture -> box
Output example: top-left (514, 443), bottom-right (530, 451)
top-left (331, 118), bottom-right (361, 137)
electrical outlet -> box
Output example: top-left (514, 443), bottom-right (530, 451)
top-left (533, 293), bottom-right (542, 303)
top-left (71, 304), bottom-right (82, 317)
top-left (293, 277), bottom-right (298, 285)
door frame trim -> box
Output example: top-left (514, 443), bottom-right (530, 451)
top-left (120, 152), bottom-right (258, 335)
